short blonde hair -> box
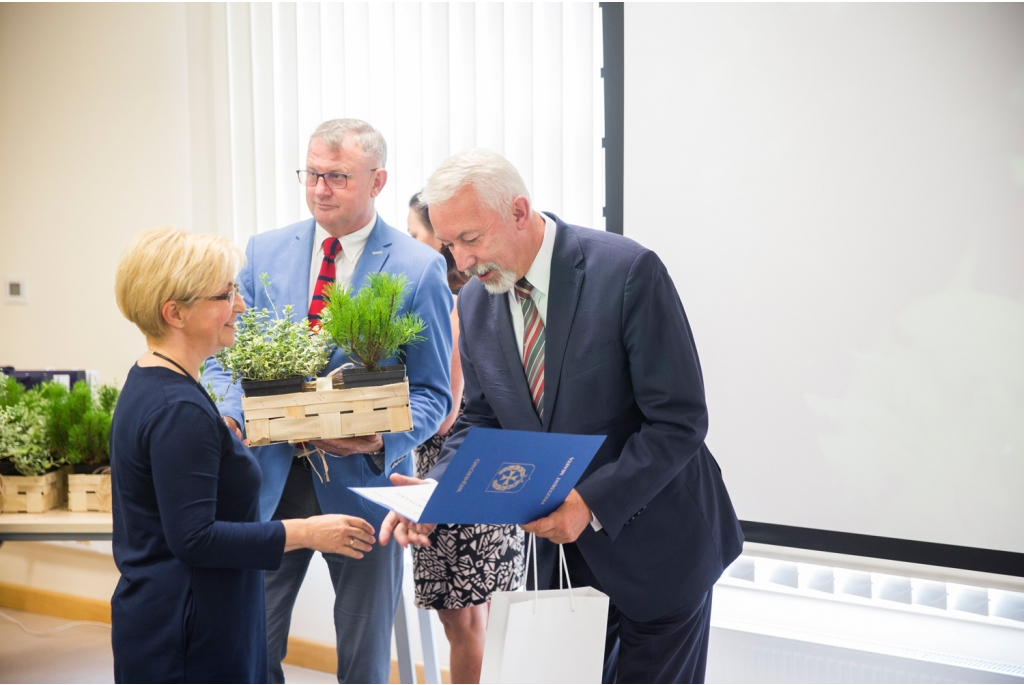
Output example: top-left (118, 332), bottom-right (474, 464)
top-left (420, 149), bottom-right (530, 217)
top-left (115, 226), bottom-right (244, 340)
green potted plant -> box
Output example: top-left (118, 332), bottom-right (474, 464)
top-left (65, 383), bottom-right (119, 512)
top-left (44, 380), bottom-right (120, 512)
top-left (56, 383), bottom-right (119, 474)
top-left (0, 376), bottom-right (69, 513)
top-left (319, 272), bottom-right (426, 389)
top-left (0, 378), bottom-right (64, 477)
top-left (1, 372), bottom-right (25, 411)
top-left (214, 274), bottom-right (331, 397)
top-left (0, 372), bottom-right (28, 477)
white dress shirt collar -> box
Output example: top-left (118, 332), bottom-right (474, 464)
top-left (506, 212), bottom-right (557, 317)
top-left (314, 213), bottom-right (376, 264)
top-left (309, 213), bottom-right (377, 307)
top-left (507, 212), bottom-right (557, 359)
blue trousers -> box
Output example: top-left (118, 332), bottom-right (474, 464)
top-left (558, 542), bottom-right (714, 684)
top-left (265, 460), bottom-right (403, 684)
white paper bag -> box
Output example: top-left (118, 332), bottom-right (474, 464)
top-left (480, 536), bottom-right (610, 684)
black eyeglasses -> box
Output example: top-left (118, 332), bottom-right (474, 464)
top-left (296, 169), bottom-right (380, 189)
top-left (203, 283), bottom-right (241, 306)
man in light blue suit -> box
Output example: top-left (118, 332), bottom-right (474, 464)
top-left (202, 119), bottom-right (452, 684)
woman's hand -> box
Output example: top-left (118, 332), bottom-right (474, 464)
top-left (283, 515), bottom-right (376, 558)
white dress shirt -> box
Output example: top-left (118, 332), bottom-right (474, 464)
top-left (307, 214), bottom-right (377, 309)
top-left (507, 213), bottom-right (557, 362)
top-left (508, 213), bottom-right (603, 531)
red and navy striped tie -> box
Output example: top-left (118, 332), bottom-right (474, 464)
top-left (515, 278), bottom-right (545, 419)
top-left (308, 237), bottom-right (341, 331)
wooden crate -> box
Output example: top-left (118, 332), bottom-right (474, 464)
top-left (0, 465), bottom-right (69, 514)
top-left (68, 473), bottom-right (112, 513)
top-left (241, 379), bottom-right (413, 447)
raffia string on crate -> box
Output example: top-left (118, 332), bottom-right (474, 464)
top-left (295, 442), bottom-right (331, 484)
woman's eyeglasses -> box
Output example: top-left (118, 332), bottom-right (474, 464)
top-left (204, 283), bottom-right (241, 306)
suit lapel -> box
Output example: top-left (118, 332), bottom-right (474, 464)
top-left (492, 291), bottom-right (543, 431)
top-left (288, 220), bottom-right (316, 314)
top-left (349, 216), bottom-right (391, 290)
top-left (541, 217), bottom-right (584, 430)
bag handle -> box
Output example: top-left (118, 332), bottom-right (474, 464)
top-left (525, 533), bottom-right (576, 613)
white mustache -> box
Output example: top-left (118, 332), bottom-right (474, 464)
top-left (465, 263), bottom-right (498, 277)
top-left (463, 262), bottom-right (517, 294)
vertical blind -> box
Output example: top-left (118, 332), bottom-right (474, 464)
top-left (219, 2), bottom-right (605, 248)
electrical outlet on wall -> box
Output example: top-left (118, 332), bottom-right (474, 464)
top-left (5, 277), bottom-right (29, 303)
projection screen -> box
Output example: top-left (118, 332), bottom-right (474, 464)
top-left (621, 3), bottom-right (1024, 558)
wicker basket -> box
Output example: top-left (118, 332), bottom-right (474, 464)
top-left (67, 471), bottom-right (112, 513)
top-left (241, 378), bottom-right (413, 447)
top-left (0, 465), bottom-right (70, 513)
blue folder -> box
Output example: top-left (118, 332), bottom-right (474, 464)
top-left (420, 428), bottom-right (605, 524)
top-left (377, 427), bottom-right (605, 525)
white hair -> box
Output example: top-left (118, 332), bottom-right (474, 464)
top-left (310, 118), bottom-right (387, 167)
top-left (419, 149), bottom-right (530, 217)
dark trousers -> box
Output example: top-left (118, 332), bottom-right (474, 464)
top-left (265, 460), bottom-right (403, 684)
top-left (556, 542), bottom-right (714, 684)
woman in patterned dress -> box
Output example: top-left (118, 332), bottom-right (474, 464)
top-left (407, 193), bottom-right (525, 684)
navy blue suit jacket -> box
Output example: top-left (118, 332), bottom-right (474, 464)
top-left (429, 216), bottom-right (743, 622)
top-left (203, 216), bottom-right (453, 528)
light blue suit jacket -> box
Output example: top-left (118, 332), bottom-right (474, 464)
top-left (202, 216), bottom-right (453, 527)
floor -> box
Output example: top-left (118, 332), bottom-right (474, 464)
top-left (0, 607), bottom-right (337, 684)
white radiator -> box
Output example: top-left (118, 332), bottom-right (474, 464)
top-left (705, 558), bottom-right (1024, 684)
top-left (707, 626), bottom-right (1024, 684)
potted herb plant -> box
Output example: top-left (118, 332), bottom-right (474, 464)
top-left (214, 274), bottom-right (331, 397)
top-left (319, 272), bottom-right (426, 389)
top-left (0, 373), bottom-right (27, 477)
top-left (0, 376), bottom-right (69, 513)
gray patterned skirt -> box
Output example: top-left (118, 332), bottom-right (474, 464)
top-left (413, 423), bottom-right (525, 610)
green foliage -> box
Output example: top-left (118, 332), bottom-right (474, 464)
top-left (43, 380), bottom-right (120, 466)
top-left (0, 373), bottom-right (25, 409)
top-left (44, 382), bottom-right (88, 460)
top-left (214, 273), bottom-right (331, 383)
top-left (0, 384), bottom-right (57, 476)
top-left (98, 384), bottom-right (119, 414)
top-left (320, 272), bottom-right (427, 371)
top-left (66, 410), bottom-right (114, 466)
top-left (0, 376), bottom-right (120, 475)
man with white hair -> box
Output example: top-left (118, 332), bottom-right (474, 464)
top-left (203, 119), bottom-right (453, 683)
top-left (380, 149), bottom-right (743, 683)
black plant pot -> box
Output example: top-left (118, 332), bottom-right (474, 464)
top-left (341, 364), bottom-right (407, 389)
top-left (0, 462), bottom-right (61, 477)
top-left (241, 376), bottom-right (306, 397)
top-left (71, 462), bottom-right (110, 475)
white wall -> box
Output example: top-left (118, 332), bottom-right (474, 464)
top-left (0, 2), bottom-right (229, 387)
top-left (0, 0), bottom-right (342, 659)
top-left (623, 2), bottom-right (1024, 554)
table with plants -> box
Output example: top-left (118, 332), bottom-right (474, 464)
top-left (0, 372), bottom-right (119, 540)
top-left (0, 270), bottom-right (426, 534)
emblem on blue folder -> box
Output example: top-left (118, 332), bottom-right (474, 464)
top-left (488, 462), bottom-right (534, 493)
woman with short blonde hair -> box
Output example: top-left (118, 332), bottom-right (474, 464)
top-left (110, 226), bottom-right (375, 683)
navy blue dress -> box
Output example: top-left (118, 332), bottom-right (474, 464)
top-left (110, 365), bottom-right (286, 684)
